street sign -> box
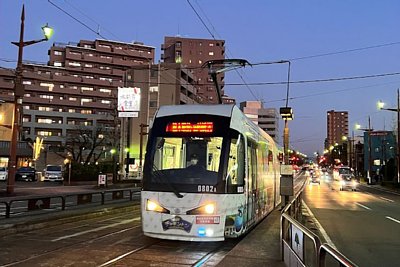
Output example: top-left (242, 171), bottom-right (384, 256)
top-left (98, 174), bottom-right (106, 186)
top-left (118, 111), bottom-right (138, 118)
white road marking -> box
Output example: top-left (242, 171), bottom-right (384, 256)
top-left (386, 216), bottom-right (400, 224)
top-left (52, 217), bottom-right (140, 242)
top-left (302, 201), bottom-right (337, 249)
top-left (379, 197), bottom-right (394, 203)
top-left (355, 203), bottom-right (371, 210)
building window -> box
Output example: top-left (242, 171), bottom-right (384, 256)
top-left (54, 72), bottom-right (62, 76)
top-left (23, 105), bottom-right (30, 110)
top-left (84, 44), bottom-right (93, 49)
top-left (208, 51), bottom-right (214, 56)
top-left (24, 93), bottom-right (31, 97)
top-left (68, 109), bottom-right (75, 113)
top-left (23, 80), bottom-right (32, 85)
top-left (69, 97), bottom-right (77, 101)
top-left (101, 100), bottom-right (111, 104)
top-left (84, 64), bottom-right (93, 68)
top-left (54, 62), bottom-right (62, 67)
top-left (209, 43), bottom-right (214, 47)
top-left (39, 106), bottom-right (54, 111)
top-left (81, 87), bottom-right (94, 92)
top-left (54, 51), bottom-right (63, 56)
top-left (37, 118), bottom-right (53, 124)
top-left (99, 88), bottom-right (112, 94)
top-left (198, 60), bottom-right (202, 64)
top-left (81, 110), bottom-right (92, 114)
top-left (39, 95), bottom-right (53, 100)
top-left (81, 98), bottom-right (93, 104)
top-left (37, 131), bottom-right (53, 137)
top-left (69, 62), bottom-right (81, 67)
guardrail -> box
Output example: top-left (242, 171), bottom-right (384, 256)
top-left (281, 176), bottom-right (358, 267)
top-left (0, 187), bottom-right (140, 219)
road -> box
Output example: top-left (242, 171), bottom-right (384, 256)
top-left (303, 172), bottom-right (400, 267)
top-left (0, 203), bottom-right (238, 266)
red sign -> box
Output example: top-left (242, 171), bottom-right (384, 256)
top-left (166, 122), bottom-right (213, 133)
top-left (196, 216), bottom-right (220, 224)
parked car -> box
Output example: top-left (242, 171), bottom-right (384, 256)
top-left (0, 167), bottom-right (7, 181)
top-left (309, 173), bottom-right (320, 185)
top-left (15, 167), bottom-right (36, 182)
top-left (43, 165), bottom-right (63, 182)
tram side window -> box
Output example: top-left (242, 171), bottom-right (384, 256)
top-left (227, 134), bottom-right (244, 189)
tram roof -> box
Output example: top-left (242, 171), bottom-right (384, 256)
top-left (155, 104), bottom-right (237, 118)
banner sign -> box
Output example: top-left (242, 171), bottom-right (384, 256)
top-left (117, 87), bottom-right (141, 112)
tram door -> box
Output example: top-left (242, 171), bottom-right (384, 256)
top-left (247, 142), bottom-right (257, 226)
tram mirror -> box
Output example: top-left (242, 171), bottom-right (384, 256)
top-left (156, 138), bottom-right (165, 149)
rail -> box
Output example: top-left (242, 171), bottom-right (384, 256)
top-left (0, 187), bottom-right (140, 219)
top-left (280, 172), bottom-right (358, 267)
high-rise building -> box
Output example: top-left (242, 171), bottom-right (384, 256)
top-left (239, 101), bottom-right (280, 143)
top-left (327, 110), bottom-right (349, 147)
top-left (161, 36), bottom-right (226, 104)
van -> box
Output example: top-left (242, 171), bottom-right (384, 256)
top-left (43, 165), bottom-right (63, 182)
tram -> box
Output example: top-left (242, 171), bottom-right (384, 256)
top-left (141, 104), bottom-right (282, 241)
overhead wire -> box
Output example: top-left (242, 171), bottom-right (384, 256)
top-left (187, 0), bottom-right (259, 101)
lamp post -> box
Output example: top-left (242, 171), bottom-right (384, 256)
top-left (355, 117), bottom-right (373, 184)
top-left (6, 5), bottom-right (53, 195)
top-left (377, 89), bottom-right (400, 184)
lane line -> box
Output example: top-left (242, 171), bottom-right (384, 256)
top-left (386, 216), bottom-right (400, 224)
top-left (98, 244), bottom-right (154, 267)
top-left (379, 197), bottom-right (394, 203)
top-left (355, 203), bottom-right (371, 210)
top-left (52, 217), bottom-right (140, 242)
top-left (302, 201), bottom-right (337, 249)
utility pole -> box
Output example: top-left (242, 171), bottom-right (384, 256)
top-left (139, 123), bottom-right (149, 178)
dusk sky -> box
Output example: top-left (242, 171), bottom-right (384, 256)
top-left (2, 1), bottom-right (400, 157)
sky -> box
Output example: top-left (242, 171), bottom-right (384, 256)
top-left (2, 0), bottom-right (400, 157)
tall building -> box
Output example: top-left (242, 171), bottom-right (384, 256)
top-left (161, 36), bottom-right (226, 104)
top-left (0, 39), bottom-right (155, 169)
top-left (122, 62), bottom-right (201, 171)
top-left (239, 101), bottom-right (279, 143)
top-left (327, 110), bottom-right (349, 147)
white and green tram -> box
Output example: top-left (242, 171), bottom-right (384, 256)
top-left (141, 104), bottom-right (282, 241)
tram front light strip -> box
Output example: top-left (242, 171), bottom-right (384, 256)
top-left (146, 199), bottom-right (170, 214)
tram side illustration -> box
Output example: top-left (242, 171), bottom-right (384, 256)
top-left (141, 104), bottom-right (282, 241)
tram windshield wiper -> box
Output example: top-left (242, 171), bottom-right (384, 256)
top-left (152, 165), bottom-right (183, 198)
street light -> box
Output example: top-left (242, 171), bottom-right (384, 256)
top-left (355, 117), bottom-right (373, 184)
top-left (7, 5), bottom-right (53, 195)
top-left (377, 88), bottom-right (400, 184)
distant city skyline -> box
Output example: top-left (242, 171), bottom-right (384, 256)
top-left (2, 1), bottom-right (400, 156)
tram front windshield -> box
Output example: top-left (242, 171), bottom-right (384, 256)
top-left (143, 116), bottom-right (243, 194)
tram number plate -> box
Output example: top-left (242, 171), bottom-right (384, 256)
top-left (198, 185), bottom-right (216, 192)
top-left (196, 216), bottom-right (220, 224)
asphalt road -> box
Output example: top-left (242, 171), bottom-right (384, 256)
top-left (303, 173), bottom-right (400, 267)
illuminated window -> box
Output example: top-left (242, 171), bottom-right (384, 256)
top-left (99, 88), bottom-right (112, 94)
top-left (23, 80), bottom-right (32, 85)
top-left (208, 51), bottom-right (214, 56)
top-left (40, 95), bottom-right (53, 100)
top-left (54, 62), bottom-right (62, 67)
top-left (81, 87), bottom-right (93, 92)
top-left (81, 110), bottom-right (92, 114)
top-left (101, 100), bottom-right (111, 104)
top-left (54, 51), bottom-right (63, 56)
top-left (69, 62), bottom-right (81, 67)
top-left (69, 97), bottom-right (77, 101)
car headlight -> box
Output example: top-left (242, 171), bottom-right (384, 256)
top-left (187, 203), bottom-right (216, 215)
top-left (146, 199), bottom-right (169, 214)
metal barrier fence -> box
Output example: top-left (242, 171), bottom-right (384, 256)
top-left (0, 187), bottom-right (140, 219)
top-left (280, 178), bottom-right (357, 267)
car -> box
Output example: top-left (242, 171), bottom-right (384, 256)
top-left (309, 174), bottom-right (320, 185)
top-left (338, 167), bottom-right (357, 191)
top-left (0, 167), bottom-right (7, 181)
top-left (15, 167), bottom-right (36, 182)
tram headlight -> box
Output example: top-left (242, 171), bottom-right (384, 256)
top-left (146, 199), bottom-right (169, 214)
top-left (187, 203), bottom-right (216, 215)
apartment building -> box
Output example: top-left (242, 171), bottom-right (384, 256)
top-left (239, 101), bottom-right (280, 143)
top-left (0, 39), bottom-right (155, 168)
top-left (161, 36), bottom-right (226, 104)
top-left (327, 110), bottom-right (349, 147)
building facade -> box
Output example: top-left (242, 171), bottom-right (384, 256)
top-left (0, 39), bottom-right (155, 170)
top-left (239, 101), bottom-right (279, 143)
top-left (161, 36), bottom-right (226, 104)
top-left (326, 110), bottom-right (349, 147)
